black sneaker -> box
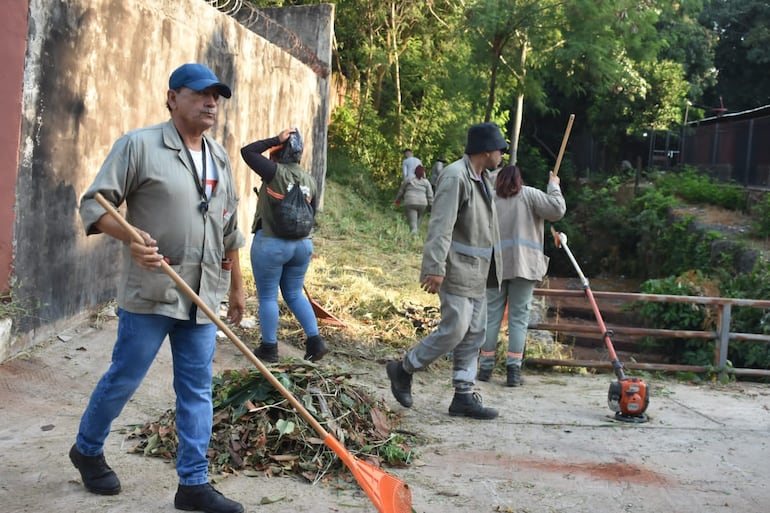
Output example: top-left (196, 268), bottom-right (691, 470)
top-left (386, 361), bottom-right (413, 408)
top-left (69, 444), bottom-right (121, 495)
top-left (254, 343), bottom-right (278, 363)
top-left (174, 483), bottom-right (244, 513)
top-left (304, 335), bottom-right (328, 362)
top-left (506, 365), bottom-right (522, 387)
top-left (477, 367), bottom-right (492, 382)
top-left (448, 392), bottom-right (499, 420)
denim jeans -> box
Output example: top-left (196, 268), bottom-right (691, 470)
top-left (250, 230), bottom-right (319, 344)
top-left (404, 290), bottom-right (487, 392)
top-left (76, 308), bottom-right (217, 485)
top-left (480, 277), bottom-right (536, 370)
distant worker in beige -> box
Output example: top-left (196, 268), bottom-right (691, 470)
top-left (394, 164), bottom-right (434, 235)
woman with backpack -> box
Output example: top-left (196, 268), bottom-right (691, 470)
top-left (394, 164), bottom-right (434, 235)
top-left (240, 128), bottom-right (328, 363)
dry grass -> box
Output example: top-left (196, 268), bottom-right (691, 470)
top-left (234, 178), bottom-right (571, 369)
top-left (235, 181), bottom-right (441, 360)
top-left (671, 204), bottom-right (752, 229)
top-left (303, 250), bottom-right (440, 351)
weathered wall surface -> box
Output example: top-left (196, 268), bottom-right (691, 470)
top-left (0, 0), bottom-right (29, 296)
top-left (7, 0), bottom-right (332, 358)
top-left (233, 4), bottom-right (334, 206)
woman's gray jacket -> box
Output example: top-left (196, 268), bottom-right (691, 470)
top-left (495, 183), bottom-right (566, 281)
top-left (395, 176), bottom-right (433, 208)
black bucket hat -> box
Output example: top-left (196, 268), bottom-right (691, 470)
top-left (464, 122), bottom-right (508, 155)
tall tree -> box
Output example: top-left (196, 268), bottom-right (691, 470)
top-left (244, 0), bottom-right (717, 177)
top-left (700, 0), bottom-right (770, 111)
top-left (466, 0), bottom-right (565, 164)
top-left (657, 0), bottom-right (717, 103)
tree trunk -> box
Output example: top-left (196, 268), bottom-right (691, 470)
top-left (509, 44), bottom-right (527, 165)
top-left (484, 56), bottom-right (500, 122)
top-left (389, 2), bottom-right (403, 145)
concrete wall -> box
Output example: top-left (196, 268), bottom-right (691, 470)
top-left (3, 0), bottom-right (332, 361)
top-left (0, 0), bottom-right (29, 296)
top-left (233, 4), bottom-right (334, 207)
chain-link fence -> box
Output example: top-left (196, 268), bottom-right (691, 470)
top-left (679, 106), bottom-right (770, 187)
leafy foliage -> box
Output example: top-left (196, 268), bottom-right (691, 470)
top-left (550, 165), bottom-right (770, 371)
top-left (657, 0), bottom-right (718, 101)
top-left (555, 168), bottom-right (739, 280)
top-left (700, 0), bottom-right (770, 110)
top-left (719, 259), bottom-right (770, 369)
top-left (128, 363), bottom-right (417, 481)
top-left (655, 167), bottom-right (746, 210)
top-left (328, 104), bottom-right (396, 192)
top-left (241, 0), bottom-right (767, 182)
top-left (635, 273), bottom-right (715, 366)
top-left (750, 193), bottom-right (770, 237)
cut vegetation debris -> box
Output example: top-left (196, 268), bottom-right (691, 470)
top-left (127, 362), bottom-right (418, 484)
top-left (124, 177), bottom-right (573, 488)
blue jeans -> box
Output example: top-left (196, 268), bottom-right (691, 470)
top-left (76, 308), bottom-right (217, 485)
top-left (250, 230), bottom-right (319, 344)
top-left (480, 278), bottom-right (536, 370)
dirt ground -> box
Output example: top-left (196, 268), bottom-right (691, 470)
top-left (2, 315), bottom-right (770, 513)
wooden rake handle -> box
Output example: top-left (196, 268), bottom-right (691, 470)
top-left (92, 193), bottom-right (330, 438)
top-left (93, 193), bottom-right (412, 512)
top-left (552, 114), bottom-right (575, 177)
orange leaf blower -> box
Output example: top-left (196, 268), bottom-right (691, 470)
top-left (552, 228), bottom-right (650, 422)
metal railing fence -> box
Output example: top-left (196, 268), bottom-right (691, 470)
top-left (526, 289), bottom-right (770, 378)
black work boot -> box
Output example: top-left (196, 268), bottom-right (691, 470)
top-left (304, 335), bottom-right (329, 362)
top-left (254, 342), bottom-right (278, 363)
top-left (506, 365), bottom-right (522, 387)
top-left (174, 483), bottom-right (244, 513)
top-left (448, 392), bottom-right (499, 420)
top-left (477, 367), bottom-right (492, 382)
top-left (69, 444), bottom-right (121, 495)
top-left (386, 361), bottom-right (413, 407)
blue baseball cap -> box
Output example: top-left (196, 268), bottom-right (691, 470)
top-left (168, 63), bottom-right (232, 98)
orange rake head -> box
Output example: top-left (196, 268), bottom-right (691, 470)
top-left (325, 436), bottom-right (412, 513)
top-left (304, 286), bottom-right (346, 327)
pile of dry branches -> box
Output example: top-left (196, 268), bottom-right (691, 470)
top-left (127, 362), bottom-right (416, 484)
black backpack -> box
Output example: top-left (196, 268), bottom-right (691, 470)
top-left (269, 182), bottom-right (315, 239)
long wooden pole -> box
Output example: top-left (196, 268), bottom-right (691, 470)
top-left (92, 193), bottom-right (411, 513)
top-left (552, 114), bottom-right (575, 176)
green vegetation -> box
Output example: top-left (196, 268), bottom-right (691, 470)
top-left (719, 260), bottom-right (770, 370)
top-left (129, 364), bottom-right (418, 478)
top-left (556, 166), bottom-right (770, 370)
top-left (655, 167), bottom-right (746, 211)
top-left (635, 274), bottom-right (714, 366)
top-left (324, 148), bottom-right (770, 371)
top-left (244, 0), bottom-right (770, 178)
top-left (0, 286), bottom-right (42, 325)
top-left (750, 194), bottom-right (770, 237)
top-left (554, 170), bottom-right (721, 280)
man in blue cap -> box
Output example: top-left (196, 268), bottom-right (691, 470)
top-left (387, 122), bottom-right (506, 420)
top-left (73, 63), bottom-right (245, 513)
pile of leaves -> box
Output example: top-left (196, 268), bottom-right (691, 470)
top-left (400, 303), bottom-right (440, 333)
top-left (127, 361), bottom-right (416, 484)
